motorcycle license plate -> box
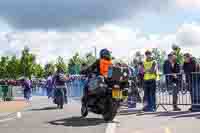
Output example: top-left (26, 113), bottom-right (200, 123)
top-left (112, 89), bottom-right (122, 99)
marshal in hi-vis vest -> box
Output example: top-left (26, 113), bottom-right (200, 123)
top-left (143, 59), bottom-right (157, 80)
top-left (100, 59), bottom-right (112, 77)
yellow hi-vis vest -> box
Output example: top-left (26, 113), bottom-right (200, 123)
top-left (143, 59), bottom-right (157, 80)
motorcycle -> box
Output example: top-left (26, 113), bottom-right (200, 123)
top-left (81, 66), bottom-right (129, 121)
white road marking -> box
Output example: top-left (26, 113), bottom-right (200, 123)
top-left (17, 112), bottom-right (22, 119)
top-left (164, 127), bottom-right (172, 133)
top-left (105, 120), bottom-right (117, 133)
top-left (0, 112), bottom-right (23, 123)
top-left (134, 131), bottom-right (141, 133)
top-left (0, 117), bottom-right (16, 123)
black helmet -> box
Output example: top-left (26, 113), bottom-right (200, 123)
top-left (100, 48), bottom-right (111, 59)
top-left (145, 50), bottom-right (152, 55)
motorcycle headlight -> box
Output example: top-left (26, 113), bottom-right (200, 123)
top-left (114, 85), bottom-right (120, 88)
top-left (123, 72), bottom-right (128, 77)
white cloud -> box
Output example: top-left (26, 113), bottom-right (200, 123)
top-left (1, 22), bottom-right (200, 64)
top-left (176, 23), bottom-right (200, 46)
top-left (176, 0), bottom-right (200, 9)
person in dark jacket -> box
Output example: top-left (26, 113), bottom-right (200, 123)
top-left (183, 53), bottom-right (200, 111)
top-left (81, 49), bottom-right (112, 77)
top-left (80, 49), bottom-right (113, 99)
top-left (52, 67), bottom-right (68, 105)
top-left (163, 53), bottom-right (181, 111)
top-left (138, 62), bottom-right (144, 89)
top-left (20, 77), bottom-right (32, 101)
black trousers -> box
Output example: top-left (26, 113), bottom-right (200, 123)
top-left (166, 76), bottom-right (179, 108)
top-left (54, 87), bottom-right (68, 103)
top-left (144, 80), bottom-right (156, 110)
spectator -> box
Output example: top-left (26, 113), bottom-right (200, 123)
top-left (2, 80), bottom-right (8, 101)
top-left (45, 74), bottom-right (53, 99)
top-left (137, 62), bottom-right (144, 89)
top-left (52, 67), bottom-right (68, 104)
top-left (20, 77), bottom-right (32, 101)
top-left (183, 53), bottom-right (200, 111)
top-left (163, 53), bottom-right (181, 111)
top-left (143, 50), bottom-right (157, 112)
top-left (172, 44), bottom-right (184, 65)
top-left (128, 65), bottom-right (142, 103)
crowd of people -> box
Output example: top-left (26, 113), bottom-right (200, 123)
top-left (1, 45), bottom-right (200, 113)
top-left (132, 45), bottom-right (200, 112)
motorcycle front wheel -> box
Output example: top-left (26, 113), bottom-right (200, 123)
top-left (81, 97), bottom-right (88, 117)
top-left (81, 104), bottom-right (88, 117)
top-left (102, 98), bottom-right (119, 122)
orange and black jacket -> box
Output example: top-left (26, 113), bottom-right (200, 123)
top-left (81, 59), bottom-right (112, 77)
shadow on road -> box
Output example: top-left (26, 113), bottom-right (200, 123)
top-left (118, 105), bottom-right (200, 119)
top-left (118, 109), bottom-right (141, 116)
top-left (30, 106), bottom-right (58, 111)
top-left (133, 110), bottom-right (200, 119)
top-left (134, 111), bottom-right (192, 117)
top-left (155, 111), bottom-right (191, 117)
top-left (48, 116), bottom-right (107, 127)
top-left (172, 113), bottom-right (200, 118)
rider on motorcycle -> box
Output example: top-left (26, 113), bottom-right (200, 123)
top-left (81, 48), bottom-right (113, 77)
top-left (81, 48), bottom-right (113, 95)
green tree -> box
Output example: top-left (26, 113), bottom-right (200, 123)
top-left (152, 48), bottom-right (166, 72)
top-left (19, 46), bottom-right (36, 79)
top-left (44, 63), bottom-right (55, 77)
top-left (83, 52), bottom-right (96, 66)
top-left (33, 64), bottom-right (45, 78)
top-left (0, 56), bottom-right (9, 79)
top-left (68, 53), bottom-right (84, 74)
top-left (6, 56), bottom-right (20, 79)
top-left (172, 44), bottom-right (184, 65)
top-left (55, 56), bottom-right (67, 73)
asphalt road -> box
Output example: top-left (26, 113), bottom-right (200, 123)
top-left (0, 97), bottom-right (108, 133)
top-left (1, 97), bottom-right (200, 133)
top-left (116, 105), bottom-right (200, 133)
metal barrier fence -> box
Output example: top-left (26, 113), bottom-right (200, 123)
top-left (0, 76), bottom-right (86, 99)
top-left (156, 72), bottom-right (200, 111)
top-left (2, 72), bottom-right (200, 110)
top-left (0, 86), bottom-right (2, 99)
top-left (66, 75), bottom-right (86, 98)
top-left (12, 86), bottom-right (25, 97)
top-left (0, 85), bottom-right (13, 101)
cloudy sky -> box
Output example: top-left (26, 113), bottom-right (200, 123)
top-left (0, 0), bottom-right (200, 64)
